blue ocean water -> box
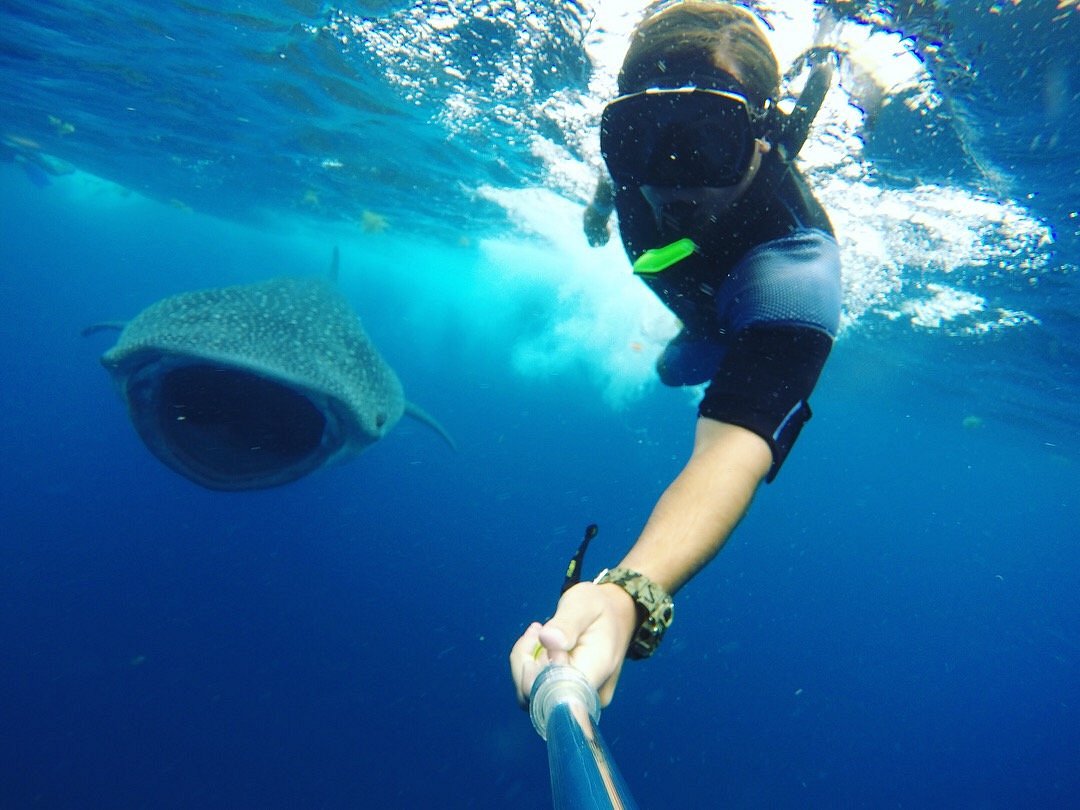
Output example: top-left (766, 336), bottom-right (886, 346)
top-left (1, 1), bottom-right (1077, 808)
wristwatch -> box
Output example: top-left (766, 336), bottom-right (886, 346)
top-left (594, 566), bottom-right (674, 659)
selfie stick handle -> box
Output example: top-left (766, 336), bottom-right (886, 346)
top-left (529, 665), bottom-right (640, 810)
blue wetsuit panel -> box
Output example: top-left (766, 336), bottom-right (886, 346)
top-left (716, 229), bottom-right (841, 337)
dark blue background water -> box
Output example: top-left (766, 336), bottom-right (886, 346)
top-left (3, 161), bottom-right (1077, 807)
top-left (1, 1), bottom-right (1078, 807)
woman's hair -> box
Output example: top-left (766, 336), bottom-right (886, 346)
top-left (618, 1), bottom-right (780, 109)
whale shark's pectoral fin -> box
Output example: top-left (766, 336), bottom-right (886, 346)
top-left (404, 402), bottom-right (457, 452)
top-left (81, 321), bottom-right (128, 337)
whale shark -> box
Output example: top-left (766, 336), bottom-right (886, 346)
top-left (88, 276), bottom-right (454, 490)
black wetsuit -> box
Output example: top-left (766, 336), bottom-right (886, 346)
top-left (612, 156), bottom-right (841, 480)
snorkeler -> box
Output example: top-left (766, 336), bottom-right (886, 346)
top-left (511, 1), bottom-right (841, 707)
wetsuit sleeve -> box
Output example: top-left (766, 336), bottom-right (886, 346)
top-left (698, 324), bottom-right (832, 482)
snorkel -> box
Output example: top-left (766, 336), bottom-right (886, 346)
top-left (773, 50), bottom-right (836, 163)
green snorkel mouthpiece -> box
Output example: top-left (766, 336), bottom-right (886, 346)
top-left (632, 237), bottom-right (698, 275)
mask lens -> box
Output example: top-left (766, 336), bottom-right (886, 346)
top-left (602, 89), bottom-right (755, 189)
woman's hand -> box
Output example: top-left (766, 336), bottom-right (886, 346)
top-left (510, 580), bottom-right (638, 708)
top-left (583, 204), bottom-right (612, 247)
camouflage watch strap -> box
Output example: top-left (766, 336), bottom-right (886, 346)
top-left (595, 566), bottom-right (674, 660)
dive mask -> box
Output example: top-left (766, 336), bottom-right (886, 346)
top-left (601, 85), bottom-right (764, 189)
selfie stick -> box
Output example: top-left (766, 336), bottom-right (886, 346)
top-left (529, 665), bottom-right (640, 809)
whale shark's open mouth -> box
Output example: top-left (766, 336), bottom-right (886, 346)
top-left (124, 359), bottom-right (343, 491)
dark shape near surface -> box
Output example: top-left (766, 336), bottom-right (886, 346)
top-left (95, 277), bottom-right (454, 490)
